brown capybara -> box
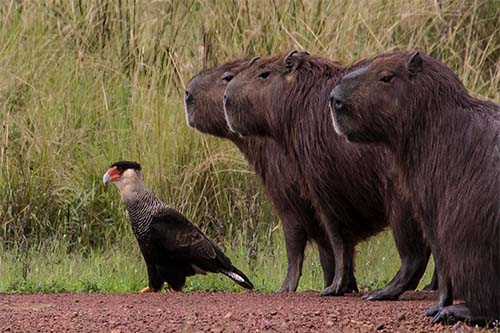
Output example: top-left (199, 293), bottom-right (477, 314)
top-left (184, 59), bottom-right (336, 292)
top-left (223, 51), bottom-right (433, 299)
top-left (330, 51), bottom-right (499, 325)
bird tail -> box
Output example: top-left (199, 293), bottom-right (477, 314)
top-left (223, 266), bottom-right (254, 290)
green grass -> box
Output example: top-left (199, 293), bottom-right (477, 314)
top-left (0, 0), bottom-right (494, 292)
top-left (0, 230), bottom-right (434, 293)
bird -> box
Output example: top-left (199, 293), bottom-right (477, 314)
top-left (103, 160), bottom-right (254, 292)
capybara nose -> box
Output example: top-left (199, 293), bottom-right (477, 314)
top-left (185, 90), bottom-right (193, 104)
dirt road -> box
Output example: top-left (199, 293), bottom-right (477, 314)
top-left (0, 291), bottom-right (495, 332)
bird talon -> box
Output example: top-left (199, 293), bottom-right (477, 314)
top-left (140, 286), bottom-right (154, 293)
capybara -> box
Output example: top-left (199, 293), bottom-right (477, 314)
top-left (223, 51), bottom-right (433, 299)
top-left (184, 59), bottom-right (336, 292)
top-left (330, 50), bottom-right (499, 325)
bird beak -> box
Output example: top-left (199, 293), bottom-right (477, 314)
top-left (103, 171), bottom-right (111, 184)
top-left (103, 166), bottom-right (121, 184)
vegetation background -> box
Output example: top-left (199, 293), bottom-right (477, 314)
top-left (0, 0), bottom-right (498, 292)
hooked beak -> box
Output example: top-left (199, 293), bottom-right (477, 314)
top-left (103, 172), bottom-right (111, 184)
top-left (103, 166), bottom-right (121, 184)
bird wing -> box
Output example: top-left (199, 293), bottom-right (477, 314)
top-left (150, 208), bottom-right (231, 269)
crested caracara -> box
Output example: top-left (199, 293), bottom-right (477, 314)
top-left (103, 160), bottom-right (254, 292)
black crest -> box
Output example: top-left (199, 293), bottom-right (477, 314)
top-left (110, 160), bottom-right (142, 172)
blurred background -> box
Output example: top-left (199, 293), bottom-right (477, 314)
top-left (0, 0), bottom-right (498, 292)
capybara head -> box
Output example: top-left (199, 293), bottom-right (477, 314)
top-left (330, 51), bottom-right (467, 144)
top-left (223, 51), bottom-right (337, 139)
top-left (223, 54), bottom-right (283, 138)
top-left (184, 58), bottom-right (258, 138)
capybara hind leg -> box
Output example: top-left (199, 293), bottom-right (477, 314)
top-left (318, 243), bottom-right (335, 289)
top-left (431, 303), bottom-right (491, 326)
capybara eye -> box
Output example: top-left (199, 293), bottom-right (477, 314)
top-left (379, 74), bottom-right (394, 83)
top-left (258, 71), bottom-right (271, 79)
top-left (222, 74), bottom-right (234, 82)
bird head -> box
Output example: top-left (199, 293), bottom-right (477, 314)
top-left (103, 161), bottom-right (143, 194)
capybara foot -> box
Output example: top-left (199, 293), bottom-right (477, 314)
top-left (362, 290), bottom-right (399, 301)
top-left (140, 286), bottom-right (156, 293)
top-left (425, 303), bottom-right (441, 317)
top-left (319, 279), bottom-right (355, 296)
top-left (320, 285), bottom-right (341, 296)
top-left (279, 276), bottom-right (298, 292)
top-left (431, 303), bottom-right (491, 326)
top-left (279, 285), bottom-right (294, 292)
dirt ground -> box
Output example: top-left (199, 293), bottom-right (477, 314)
top-left (0, 291), bottom-right (497, 333)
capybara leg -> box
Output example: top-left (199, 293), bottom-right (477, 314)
top-left (347, 267), bottom-right (358, 292)
top-left (319, 232), bottom-right (355, 296)
top-left (431, 303), bottom-right (491, 326)
top-left (425, 264), bottom-right (452, 317)
top-left (318, 243), bottom-right (335, 289)
top-left (279, 223), bottom-right (307, 292)
top-left (362, 250), bottom-right (428, 300)
top-left (363, 216), bottom-right (430, 301)
top-left (423, 266), bottom-right (438, 290)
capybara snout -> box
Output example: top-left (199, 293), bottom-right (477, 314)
top-left (184, 59), bottom-right (248, 137)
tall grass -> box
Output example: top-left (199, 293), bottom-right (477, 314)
top-left (0, 0), bottom-right (497, 291)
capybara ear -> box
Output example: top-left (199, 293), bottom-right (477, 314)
top-left (406, 51), bottom-right (423, 76)
top-left (248, 56), bottom-right (260, 66)
top-left (284, 50), bottom-right (309, 72)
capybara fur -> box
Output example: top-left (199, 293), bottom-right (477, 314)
top-left (184, 59), bottom-right (335, 292)
top-left (331, 50), bottom-right (499, 325)
top-left (223, 52), bottom-right (433, 298)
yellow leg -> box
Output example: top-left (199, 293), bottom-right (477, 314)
top-left (140, 286), bottom-right (155, 293)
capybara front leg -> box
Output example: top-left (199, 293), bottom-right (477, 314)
top-left (363, 213), bottom-right (430, 301)
top-left (425, 260), bottom-right (452, 317)
top-left (319, 232), bottom-right (356, 296)
top-left (279, 221), bottom-right (307, 292)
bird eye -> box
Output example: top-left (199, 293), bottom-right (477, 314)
top-left (258, 71), bottom-right (271, 79)
top-left (380, 74), bottom-right (394, 83)
top-left (222, 74), bottom-right (234, 82)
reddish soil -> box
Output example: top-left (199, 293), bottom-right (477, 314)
top-left (0, 291), bottom-right (496, 333)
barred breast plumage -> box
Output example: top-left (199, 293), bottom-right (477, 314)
top-left (124, 188), bottom-right (169, 243)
